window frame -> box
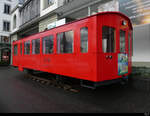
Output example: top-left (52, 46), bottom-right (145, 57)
top-left (32, 39), bottom-right (40, 55)
top-left (120, 29), bottom-right (126, 53)
top-left (102, 26), bottom-right (116, 53)
top-left (130, 31), bottom-right (133, 56)
top-left (4, 4), bottom-right (11, 15)
top-left (43, 0), bottom-right (55, 10)
top-left (13, 15), bottom-right (17, 29)
top-left (80, 27), bottom-right (88, 53)
top-left (42, 35), bottom-right (54, 55)
top-left (3, 20), bottom-right (10, 32)
top-left (13, 44), bottom-right (18, 56)
top-left (57, 30), bottom-right (74, 54)
top-left (128, 32), bottom-right (131, 56)
top-left (20, 43), bottom-right (22, 55)
top-left (48, 0), bottom-right (54, 6)
top-left (24, 40), bottom-right (31, 55)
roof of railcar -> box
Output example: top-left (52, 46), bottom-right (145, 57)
top-left (13, 11), bottom-right (133, 44)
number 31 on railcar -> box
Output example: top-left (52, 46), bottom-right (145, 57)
top-left (12, 12), bottom-right (133, 89)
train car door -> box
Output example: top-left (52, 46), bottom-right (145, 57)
top-left (128, 31), bottom-right (132, 74)
top-left (102, 25), bottom-right (117, 81)
top-left (13, 43), bottom-right (19, 66)
top-left (118, 28), bottom-right (128, 76)
top-left (18, 43), bottom-right (21, 66)
top-left (18, 42), bottom-right (24, 71)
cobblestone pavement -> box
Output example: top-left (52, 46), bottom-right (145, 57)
top-left (0, 66), bottom-right (149, 113)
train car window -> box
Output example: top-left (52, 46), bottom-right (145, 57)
top-left (80, 27), bottom-right (88, 53)
top-left (57, 31), bottom-right (74, 54)
top-left (24, 41), bottom-right (30, 55)
top-left (102, 26), bottom-right (116, 53)
top-left (32, 39), bottom-right (40, 54)
top-left (128, 33), bottom-right (131, 55)
top-left (42, 35), bottom-right (54, 54)
top-left (14, 44), bottom-right (18, 55)
top-left (120, 30), bottom-right (126, 53)
top-left (129, 31), bottom-right (133, 56)
top-left (20, 43), bottom-right (22, 55)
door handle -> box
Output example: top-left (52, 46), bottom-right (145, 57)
top-left (106, 55), bottom-right (109, 59)
top-left (109, 56), bottom-right (112, 59)
top-left (106, 55), bottom-right (113, 59)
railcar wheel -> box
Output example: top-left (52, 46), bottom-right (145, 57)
top-left (55, 75), bottom-right (65, 85)
top-left (26, 69), bottom-right (34, 75)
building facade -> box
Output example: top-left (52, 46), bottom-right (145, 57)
top-left (11, 0), bottom-right (118, 38)
top-left (10, 0), bottom-right (40, 64)
top-left (10, 0), bottom-right (119, 65)
top-left (0, 0), bottom-right (18, 64)
top-left (39, 0), bottom-right (118, 32)
top-left (10, 0), bottom-right (150, 67)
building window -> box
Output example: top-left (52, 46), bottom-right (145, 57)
top-left (24, 41), bottom-right (30, 55)
top-left (48, 0), bottom-right (54, 6)
top-left (14, 44), bottom-right (18, 56)
top-left (13, 15), bottom-right (17, 29)
top-left (43, 0), bottom-right (54, 9)
top-left (80, 27), bottom-right (88, 53)
top-left (20, 43), bottom-right (22, 55)
top-left (1, 36), bottom-right (9, 43)
top-left (3, 21), bottom-right (10, 32)
top-left (42, 35), bottom-right (54, 54)
top-left (120, 30), bottom-right (126, 53)
top-left (32, 39), bottom-right (40, 54)
top-left (4, 4), bottom-right (11, 14)
top-left (63, 0), bottom-right (74, 4)
top-left (102, 26), bottom-right (116, 53)
top-left (57, 31), bottom-right (74, 54)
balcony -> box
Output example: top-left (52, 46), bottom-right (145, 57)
top-left (20, 0), bottom-right (40, 26)
top-left (40, 0), bottom-right (74, 17)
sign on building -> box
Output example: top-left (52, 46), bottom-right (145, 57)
top-left (47, 18), bottom-right (66, 30)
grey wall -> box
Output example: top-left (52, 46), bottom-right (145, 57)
top-left (20, 0), bottom-right (40, 26)
top-left (133, 24), bottom-right (150, 66)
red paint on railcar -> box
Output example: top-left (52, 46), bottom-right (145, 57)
top-left (12, 12), bottom-right (133, 87)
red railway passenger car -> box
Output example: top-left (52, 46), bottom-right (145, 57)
top-left (12, 12), bottom-right (133, 88)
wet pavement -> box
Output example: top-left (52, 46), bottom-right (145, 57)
top-left (0, 66), bottom-right (149, 113)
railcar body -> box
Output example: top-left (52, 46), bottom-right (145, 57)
top-left (12, 12), bottom-right (133, 88)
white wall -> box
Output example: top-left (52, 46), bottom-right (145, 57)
top-left (11, 7), bottom-right (20, 33)
top-left (40, 0), bottom-right (64, 17)
top-left (132, 24), bottom-right (150, 62)
top-left (0, 0), bottom-right (18, 36)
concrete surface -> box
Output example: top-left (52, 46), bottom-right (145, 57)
top-left (0, 66), bottom-right (149, 113)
